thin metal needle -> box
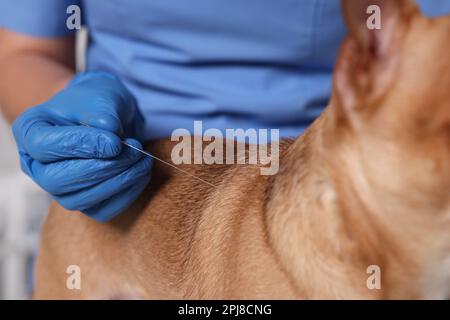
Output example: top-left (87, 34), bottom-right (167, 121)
top-left (78, 122), bottom-right (216, 188)
top-left (122, 141), bottom-right (216, 188)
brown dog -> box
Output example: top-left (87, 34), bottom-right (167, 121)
top-left (34, 0), bottom-right (450, 299)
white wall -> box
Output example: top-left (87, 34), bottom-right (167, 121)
top-left (0, 114), bottom-right (19, 171)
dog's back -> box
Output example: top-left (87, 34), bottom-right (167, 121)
top-left (34, 138), bottom-right (298, 299)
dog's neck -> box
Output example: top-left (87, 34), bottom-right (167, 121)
top-left (265, 106), bottom-right (450, 299)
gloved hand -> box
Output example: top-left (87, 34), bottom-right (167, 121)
top-left (12, 71), bottom-right (153, 222)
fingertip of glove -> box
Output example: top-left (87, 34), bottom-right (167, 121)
top-left (123, 138), bottom-right (143, 149)
top-left (122, 138), bottom-right (149, 161)
top-left (97, 133), bottom-right (123, 158)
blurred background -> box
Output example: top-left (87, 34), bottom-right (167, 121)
top-left (0, 28), bottom-right (87, 300)
top-left (0, 114), bottom-right (50, 299)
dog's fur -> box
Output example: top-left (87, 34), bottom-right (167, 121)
top-left (34, 0), bottom-right (450, 299)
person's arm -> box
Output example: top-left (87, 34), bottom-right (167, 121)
top-left (0, 29), bottom-right (75, 122)
top-left (0, 2), bottom-right (152, 222)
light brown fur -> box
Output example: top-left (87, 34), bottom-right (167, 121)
top-left (34, 0), bottom-right (450, 299)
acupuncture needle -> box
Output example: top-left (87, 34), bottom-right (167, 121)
top-left (79, 122), bottom-right (216, 188)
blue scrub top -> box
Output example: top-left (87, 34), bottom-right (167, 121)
top-left (1, 0), bottom-right (450, 139)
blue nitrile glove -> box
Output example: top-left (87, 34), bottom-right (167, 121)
top-left (12, 71), bottom-right (153, 222)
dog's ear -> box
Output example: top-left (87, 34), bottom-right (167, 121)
top-left (334, 0), bottom-right (419, 117)
top-left (342, 0), bottom-right (417, 57)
